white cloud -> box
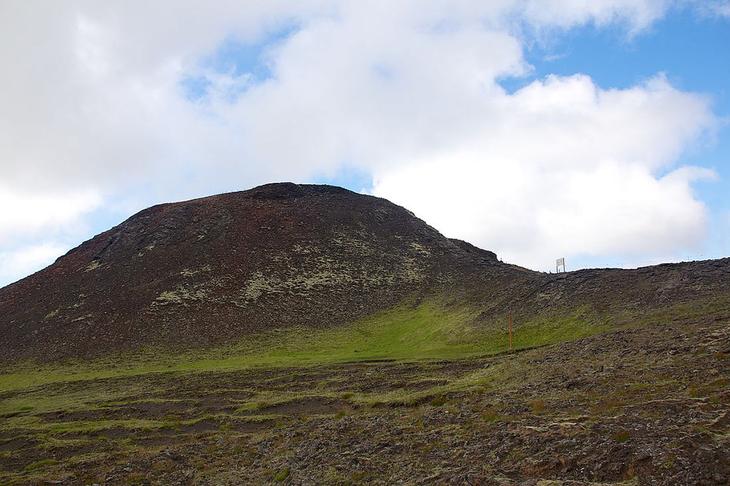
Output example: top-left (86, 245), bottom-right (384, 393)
top-left (0, 187), bottom-right (101, 244)
top-left (0, 243), bottom-right (70, 286)
top-left (520, 0), bottom-right (671, 31)
top-left (0, 186), bottom-right (100, 286)
top-left (371, 75), bottom-right (715, 269)
top-left (692, 1), bottom-right (730, 18)
top-left (0, 0), bottom-right (722, 281)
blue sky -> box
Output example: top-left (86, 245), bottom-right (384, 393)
top-left (1, 1), bottom-right (729, 286)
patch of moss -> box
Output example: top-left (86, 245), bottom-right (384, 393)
top-left (273, 467), bottom-right (290, 482)
top-left (612, 430), bottom-right (631, 443)
top-left (23, 458), bottom-right (59, 472)
top-left (529, 399), bottom-right (546, 414)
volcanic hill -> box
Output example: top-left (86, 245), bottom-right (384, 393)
top-left (0, 183), bottom-right (513, 362)
top-left (1, 182), bottom-right (729, 364)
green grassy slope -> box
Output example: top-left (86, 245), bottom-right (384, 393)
top-left (0, 299), bottom-right (612, 394)
top-left (4, 292), bottom-right (729, 395)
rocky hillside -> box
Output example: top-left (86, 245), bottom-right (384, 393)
top-left (1, 183), bottom-right (728, 363)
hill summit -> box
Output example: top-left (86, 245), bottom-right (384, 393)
top-left (1, 182), bottom-right (728, 363)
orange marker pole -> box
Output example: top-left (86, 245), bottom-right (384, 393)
top-left (508, 310), bottom-right (513, 351)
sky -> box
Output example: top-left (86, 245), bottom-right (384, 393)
top-left (0, 0), bottom-right (729, 287)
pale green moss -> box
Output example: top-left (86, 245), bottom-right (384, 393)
top-left (84, 261), bottom-right (101, 272)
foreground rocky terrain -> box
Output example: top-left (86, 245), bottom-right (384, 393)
top-left (1, 307), bottom-right (728, 484)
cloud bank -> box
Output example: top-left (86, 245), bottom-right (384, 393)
top-left (0, 0), bottom-right (722, 284)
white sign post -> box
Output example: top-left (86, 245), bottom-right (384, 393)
top-left (556, 257), bottom-right (566, 273)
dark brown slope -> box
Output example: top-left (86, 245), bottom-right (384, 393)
top-left (0, 183), bottom-right (535, 362)
top-left (1, 182), bottom-right (729, 363)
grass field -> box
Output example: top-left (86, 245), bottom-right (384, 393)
top-left (0, 300), bottom-right (609, 394)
